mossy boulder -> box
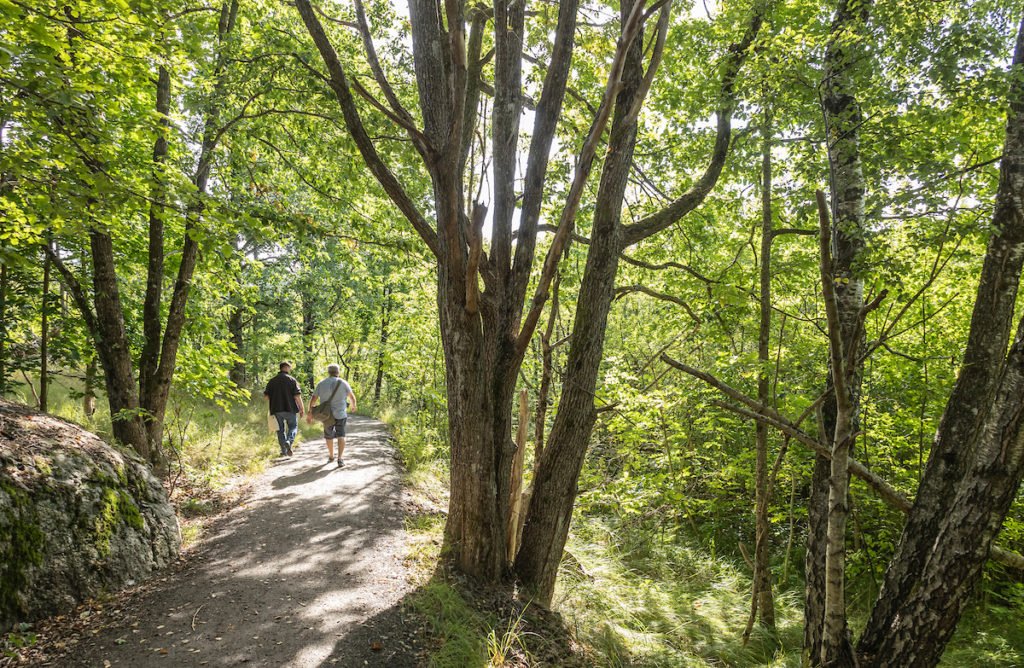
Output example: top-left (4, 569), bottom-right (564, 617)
top-left (0, 400), bottom-right (180, 630)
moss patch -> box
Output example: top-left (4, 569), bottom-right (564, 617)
top-left (91, 487), bottom-right (145, 558)
top-left (0, 481), bottom-right (46, 617)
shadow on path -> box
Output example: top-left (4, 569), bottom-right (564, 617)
top-left (65, 415), bottom-right (424, 668)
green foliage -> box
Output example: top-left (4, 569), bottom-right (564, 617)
top-left (408, 579), bottom-right (491, 668)
top-left (2, 0), bottom-right (1023, 662)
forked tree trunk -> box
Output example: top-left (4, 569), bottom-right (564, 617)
top-left (295, 0), bottom-right (750, 589)
top-left (516, 1), bottom-right (762, 603)
top-left (49, 2), bottom-right (237, 469)
top-left (516, 0), bottom-right (653, 602)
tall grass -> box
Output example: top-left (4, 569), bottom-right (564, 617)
top-left (356, 398), bottom-right (1024, 667)
top-left (5, 373), bottom-right (305, 491)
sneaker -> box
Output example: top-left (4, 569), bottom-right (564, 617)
top-left (327, 455), bottom-right (335, 462)
top-left (286, 447), bottom-right (293, 457)
top-left (337, 458), bottom-right (344, 469)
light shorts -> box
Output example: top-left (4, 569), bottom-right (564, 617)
top-left (324, 418), bottom-right (347, 440)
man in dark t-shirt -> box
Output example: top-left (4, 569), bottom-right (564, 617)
top-left (263, 361), bottom-right (305, 457)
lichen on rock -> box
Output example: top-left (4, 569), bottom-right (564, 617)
top-left (0, 399), bottom-right (181, 630)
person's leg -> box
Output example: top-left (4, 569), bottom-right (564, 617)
top-left (335, 419), bottom-right (348, 466)
top-left (274, 412), bottom-right (288, 455)
top-left (285, 412), bottom-right (297, 454)
top-left (324, 423), bottom-right (335, 460)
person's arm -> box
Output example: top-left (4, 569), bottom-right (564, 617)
top-left (295, 394), bottom-right (305, 416)
top-left (307, 393), bottom-right (318, 423)
top-left (347, 390), bottom-right (357, 414)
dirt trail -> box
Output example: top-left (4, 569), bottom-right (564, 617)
top-left (67, 415), bottom-right (422, 667)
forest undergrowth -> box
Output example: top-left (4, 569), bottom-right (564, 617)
top-left (384, 406), bottom-right (1024, 667)
top-left (3, 376), bottom-right (1021, 666)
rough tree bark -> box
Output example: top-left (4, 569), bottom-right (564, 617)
top-left (48, 1), bottom-right (239, 468)
top-left (857, 16), bottom-right (1024, 667)
top-left (295, 0), bottom-right (582, 580)
top-left (515, 0), bottom-right (658, 602)
top-left (805, 0), bottom-right (871, 663)
top-left (296, 0), bottom-right (759, 592)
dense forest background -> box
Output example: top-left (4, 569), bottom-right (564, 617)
top-left (2, 0), bottom-right (1024, 664)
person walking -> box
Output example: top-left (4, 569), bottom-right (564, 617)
top-left (307, 363), bottom-right (357, 467)
top-left (263, 361), bottom-right (305, 457)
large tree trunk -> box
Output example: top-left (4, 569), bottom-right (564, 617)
top-left (857, 17), bottom-right (1024, 666)
top-left (866, 327), bottom-right (1024, 666)
top-left (437, 197), bottom-right (517, 581)
top-left (90, 229), bottom-right (150, 456)
top-left (515, 1), bottom-right (643, 601)
top-left (805, 0), bottom-right (872, 663)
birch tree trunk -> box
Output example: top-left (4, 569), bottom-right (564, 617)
top-left (805, 1), bottom-right (872, 663)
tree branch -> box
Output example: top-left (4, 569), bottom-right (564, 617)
top-left (294, 0), bottom-right (439, 258)
top-left (621, 3), bottom-right (766, 246)
top-left (516, 0), bottom-right (649, 356)
top-left (615, 284), bottom-right (701, 322)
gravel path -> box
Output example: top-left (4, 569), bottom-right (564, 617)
top-left (66, 415), bottom-right (423, 667)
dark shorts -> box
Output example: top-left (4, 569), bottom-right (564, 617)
top-left (324, 418), bottom-right (347, 440)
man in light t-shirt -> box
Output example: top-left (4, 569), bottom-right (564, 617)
top-left (307, 364), bottom-right (357, 468)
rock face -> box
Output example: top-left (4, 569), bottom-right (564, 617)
top-left (0, 400), bottom-right (180, 630)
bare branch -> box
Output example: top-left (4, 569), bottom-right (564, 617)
top-left (615, 284), bottom-right (701, 322)
top-left (294, 0), bottom-right (439, 257)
